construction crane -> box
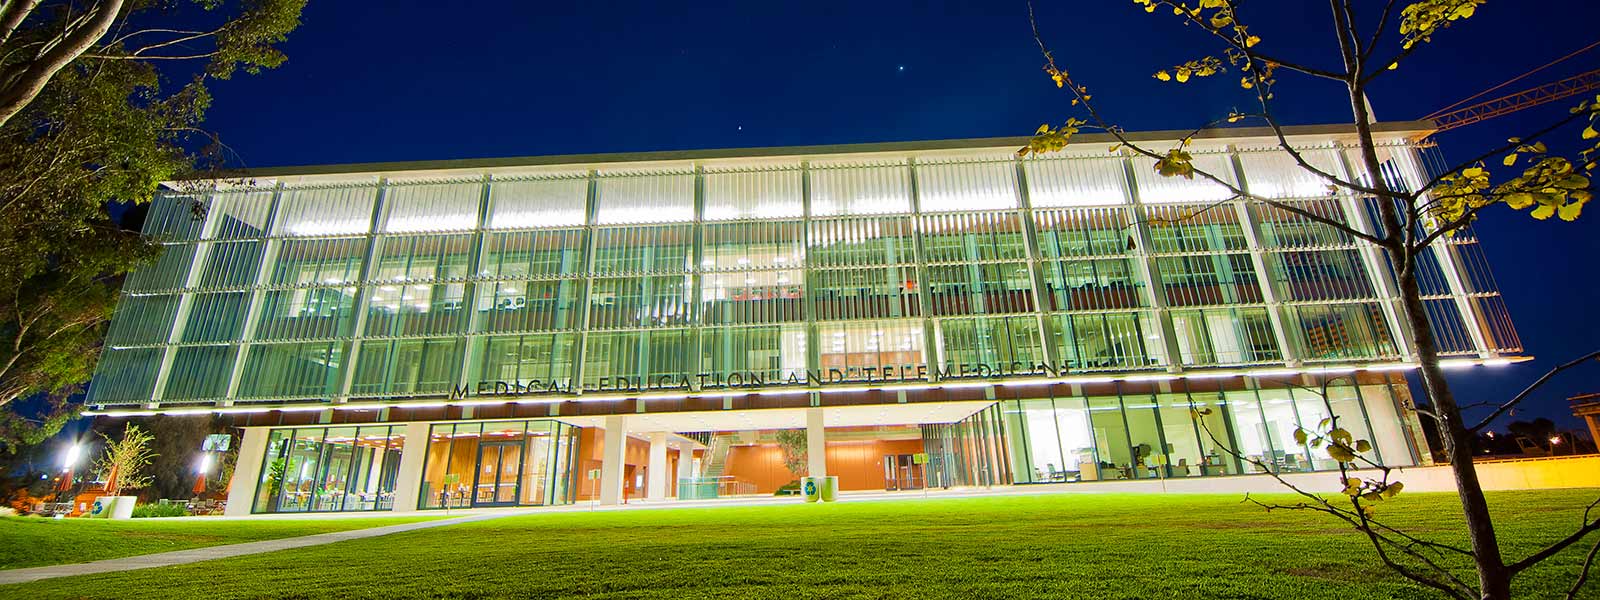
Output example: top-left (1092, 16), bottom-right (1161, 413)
top-left (1422, 40), bottom-right (1600, 134)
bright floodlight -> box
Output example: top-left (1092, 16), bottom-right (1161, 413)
top-left (196, 453), bottom-right (213, 474)
top-left (60, 444), bottom-right (80, 471)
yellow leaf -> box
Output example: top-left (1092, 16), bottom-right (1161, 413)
top-left (1503, 154), bottom-right (1518, 167)
top-left (1155, 70), bottom-right (1172, 81)
top-left (1504, 192), bottom-right (1534, 209)
top-left (1558, 202), bottom-right (1584, 221)
top-left (1245, 35), bottom-right (1261, 48)
top-left (1531, 204), bottom-right (1556, 220)
top-left (1584, 126), bottom-right (1598, 140)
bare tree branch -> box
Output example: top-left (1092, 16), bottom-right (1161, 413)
top-left (1360, 0), bottom-right (1402, 62)
top-left (1508, 497), bottom-right (1600, 574)
top-left (1568, 534), bottom-right (1600, 600)
top-left (1468, 350), bottom-right (1600, 433)
top-left (1146, 0), bottom-right (1350, 83)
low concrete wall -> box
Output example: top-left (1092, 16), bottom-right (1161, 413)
top-left (1023, 455), bottom-right (1600, 495)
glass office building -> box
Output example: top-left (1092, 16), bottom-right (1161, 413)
top-left (84, 122), bottom-right (1522, 513)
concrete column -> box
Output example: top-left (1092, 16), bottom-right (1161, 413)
top-left (388, 422), bottom-right (432, 512)
top-left (646, 432), bottom-right (668, 501)
top-left (675, 446), bottom-right (695, 498)
top-left (1586, 416), bottom-right (1600, 454)
top-left (806, 407), bottom-right (827, 477)
top-left (599, 415), bottom-right (628, 505)
top-left (223, 427), bottom-right (270, 517)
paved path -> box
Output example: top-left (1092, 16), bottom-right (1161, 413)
top-left (0, 511), bottom-right (518, 586)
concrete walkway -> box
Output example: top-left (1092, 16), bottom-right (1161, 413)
top-left (0, 511), bottom-right (520, 586)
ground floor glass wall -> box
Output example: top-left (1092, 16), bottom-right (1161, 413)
top-left (1004, 382), bottom-right (1415, 484)
top-left (419, 419), bottom-right (580, 509)
top-left (922, 403), bottom-right (1011, 488)
top-left (253, 425), bottom-right (405, 513)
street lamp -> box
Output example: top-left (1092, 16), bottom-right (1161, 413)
top-left (60, 443), bottom-right (80, 473)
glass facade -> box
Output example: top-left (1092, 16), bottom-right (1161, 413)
top-left (98, 131), bottom-right (1523, 512)
top-left (252, 425), bottom-right (406, 513)
top-left (1003, 380), bottom-right (1409, 483)
top-left (418, 419), bottom-right (580, 510)
top-left (88, 137), bottom-right (1516, 409)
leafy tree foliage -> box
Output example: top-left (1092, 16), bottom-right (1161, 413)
top-left (94, 422), bottom-right (155, 495)
top-left (774, 429), bottom-right (809, 478)
top-left (0, 1), bottom-right (304, 451)
top-left (1025, 1), bottom-right (1598, 598)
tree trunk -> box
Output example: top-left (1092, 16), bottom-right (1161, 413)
top-left (1326, 2), bottom-right (1511, 596)
top-left (0, 0), bottom-right (125, 129)
top-left (1395, 262), bottom-right (1512, 600)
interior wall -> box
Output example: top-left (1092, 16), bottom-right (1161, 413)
top-left (723, 438), bottom-right (925, 493)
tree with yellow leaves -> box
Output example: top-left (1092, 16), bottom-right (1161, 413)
top-left (1025, 2), bottom-right (1596, 599)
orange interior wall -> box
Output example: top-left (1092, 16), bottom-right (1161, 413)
top-left (573, 429), bottom-right (656, 501)
top-left (722, 439), bottom-right (925, 493)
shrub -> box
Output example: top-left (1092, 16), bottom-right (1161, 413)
top-left (131, 502), bottom-right (189, 518)
top-left (774, 480), bottom-right (801, 496)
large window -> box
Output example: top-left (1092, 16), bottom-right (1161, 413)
top-left (999, 379), bottom-right (1403, 484)
top-left (817, 320), bottom-right (924, 381)
top-left (254, 426), bottom-right (405, 513)
top-left (1050, 312), bottom-right (1163, 370)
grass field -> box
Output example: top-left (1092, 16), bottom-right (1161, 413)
top-left (0, 514), bottom-right (441, 570)
top-left (3, 489), bottom-right (1597, 599)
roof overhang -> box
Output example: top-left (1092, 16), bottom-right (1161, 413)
top-left (166, 120), bottom-right (1439, 189)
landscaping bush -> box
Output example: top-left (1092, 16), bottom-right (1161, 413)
top-left (130, 503), bottom-right (189, 518)
top-left (774, 480), bottom-right (801, 496)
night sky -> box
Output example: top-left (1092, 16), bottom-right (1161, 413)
top-left (189, 1), bottom-right (1599, 431)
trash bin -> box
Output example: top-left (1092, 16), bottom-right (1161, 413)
top-left (801, 477), bottom-right (821, 503)
top-left (91, 496), bottom-right (136, 519)
top-left (820, 476), bottom-right (839, 502)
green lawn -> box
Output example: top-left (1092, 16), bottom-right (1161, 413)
top-left (0, 515), bottom-right (441, 570)
top-left (4, 489), bottom-right (1598, 599)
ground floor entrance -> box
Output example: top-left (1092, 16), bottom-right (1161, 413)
top-left (472, 441), bottom-right (523, 507)
top-left (227, 377), bottom-right (1426, 515)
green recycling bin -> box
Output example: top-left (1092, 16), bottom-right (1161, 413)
top-left (820, 476), bottom-right (839, 502)
top-left (802, 477), bottom-right (821, 502)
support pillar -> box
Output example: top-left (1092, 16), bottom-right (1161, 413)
top-left (599, 415), bottom-right (628, 505)
top-left (223, 427), bottom-right (269, 517)
top-left (646, 431), bottom-right (668, 501)
top-left (806, 407), bottom-right (827, 477)
top-left (388, 422), bottom-right (431, 512)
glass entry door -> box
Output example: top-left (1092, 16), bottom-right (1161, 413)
top-left (883, 454), bottom-right (924, 491)
top-left (473, 441), bottom-right (524, 506)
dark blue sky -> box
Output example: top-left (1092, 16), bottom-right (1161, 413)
top-left (193, 1), bottom-right (1599, 431)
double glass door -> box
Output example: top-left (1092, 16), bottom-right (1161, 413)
top-left (474, 441), bottom-right (523, 506)
top-left (883, 454), bottom-right (924, 491)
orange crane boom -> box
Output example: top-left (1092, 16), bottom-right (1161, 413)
top-left (1426, 68), bottom-right (1600, 133)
